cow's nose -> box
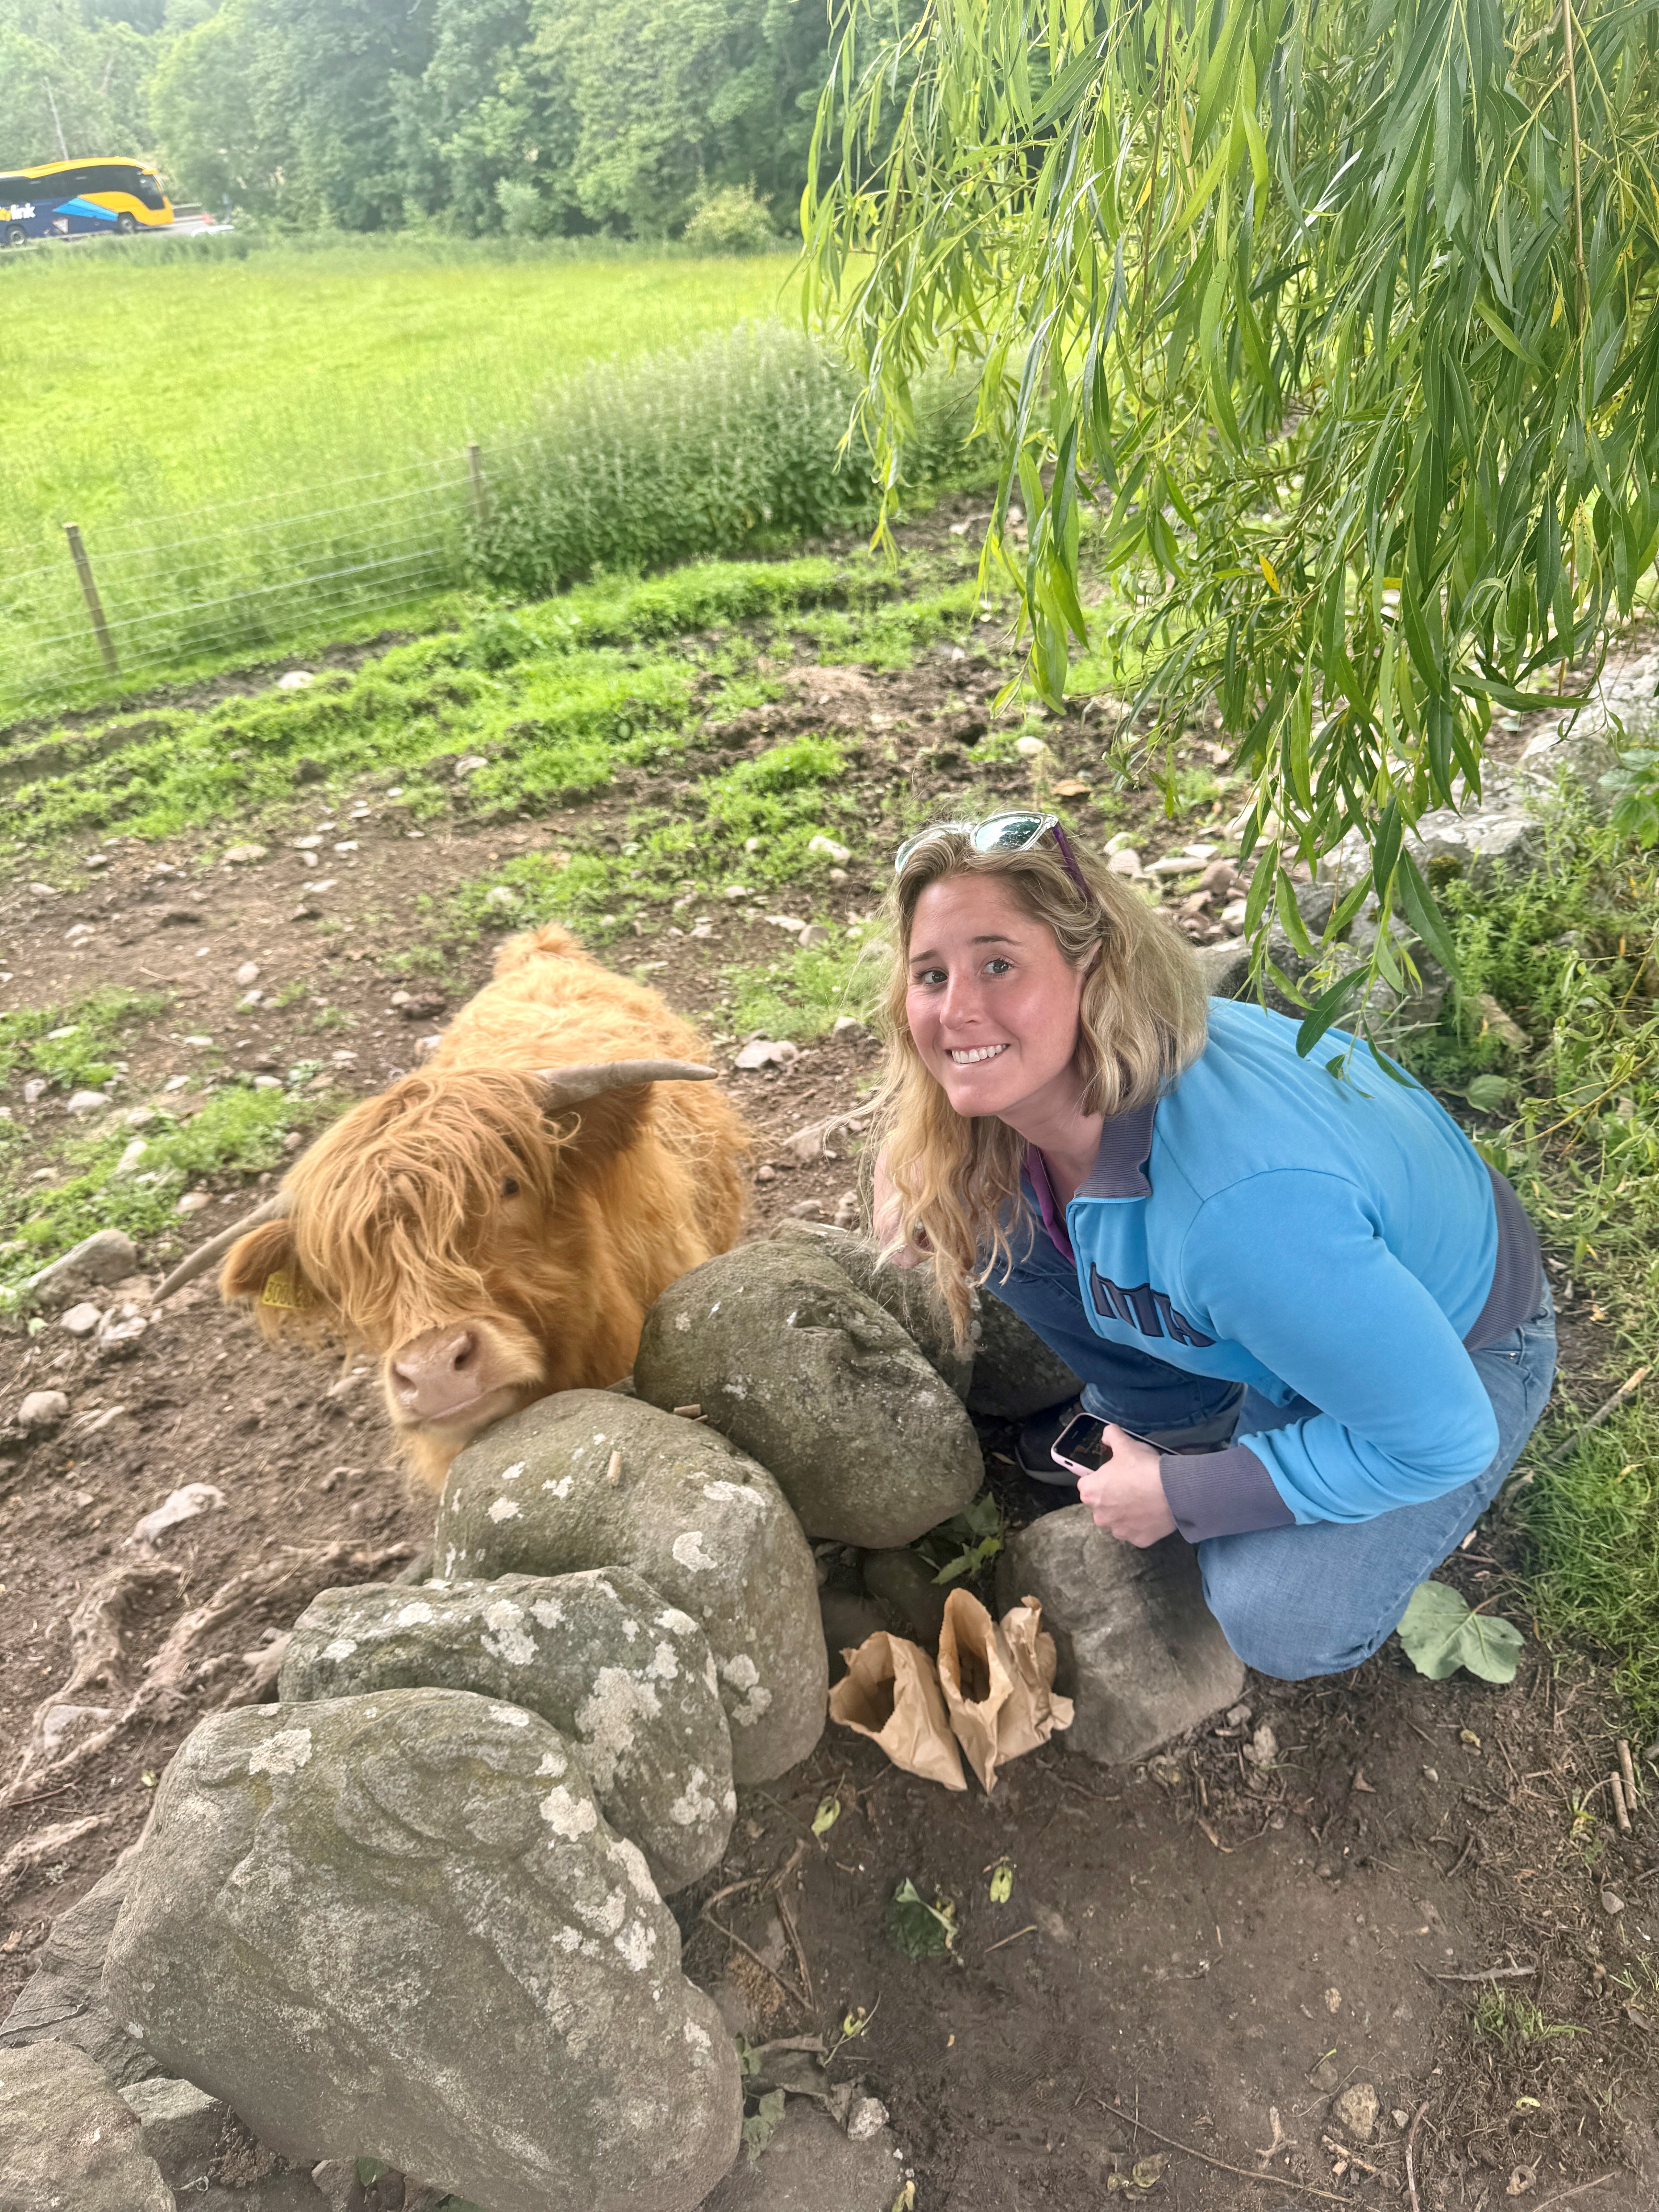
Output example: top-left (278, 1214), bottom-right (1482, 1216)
top-left (389, 1326), bottom-right (483, 1422)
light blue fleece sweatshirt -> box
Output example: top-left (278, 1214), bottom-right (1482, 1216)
top-left (1053, 998), bottom-right (1540, 1530)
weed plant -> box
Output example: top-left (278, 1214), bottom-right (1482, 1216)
top-left (724, 933), bottom-right (881, 1041)
top-left (1389, 799), bottom-right (1659, 1731)
top-left (0, 989), bottom-right (168, 1091)
top-left (470, 326), bottom-right (977, 599)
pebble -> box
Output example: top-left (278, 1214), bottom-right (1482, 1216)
top-left (831, 1016), bottom-right (870, 1039)
top-left (125, 1107), bottom-right (156, 1129)
top-left (176, 1192), bottom-right (212, 1216)
top-left (1106, 849), bottom-right (1143, 878)
top-left (64, 923), bottom-right (96, 944)
top-left (833, 1190), bottom-right (860, 1229)
top-left (234, 961), bottom-right (261, 987)
top-left (22, 1079), bottom-right (48, 1106)
top-left (17, 1390), bottom-right (70, 1433)
top-left (183, 1034), bottom-right (213, 1048)
top-left (483, 886), bottom-right (519, 911)
top-left (60, 1303), bottom-right (103, 1336)
top-left (64, 1090), bottom-right (108, 1115)
top-left (454, 755), bottom-right (488, 780)
top-left (1602, 1889), bottom-right (1625, 1915)
top-left (721, 884), bottom-right (750, 901)
top-left (807, 834), bottom-right (852, 863)
top-left (797, 924), bottom-right (831, 948)
top-left (114, 1139), bottom-right (149, 1175)
top-left (96, 1304), bottom-right (148, 1349)
top-left (734, 1038), bottom-right (800, 1071)
top-left (276, 670), bottom-right (315, 690)
top-left (787, 1199), bottom-right (824, 1219)
top-left (238, 991), bottom-right (263, 1009)
top-left (827, 867), bottom-right (848, 884)
top-left (756, 1165), bottom-right (776, 1183)
top-left (333, 841), bottom-right (359, 854)
top-left (290, 835), bottom-right (324, 850)
top-left (252, 1075), bottom-right (283, 1092)
top-left (130, 1482), bottom-right (225, 1546)
top-left (27, 881), bottom-right (59, 898)
top-left (1013, 735), bottom-right (1050, 758)
top-left (222, 845), bottom-right (268, 865)
top-left (1333, 2083), bottom-right (1378, 2142)
top-left (82, 851), bottom-right (110, 869)
top-left (846, 2097), bottom-right (890, 2142)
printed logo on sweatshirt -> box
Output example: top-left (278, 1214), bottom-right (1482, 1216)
top-left (1088, 1264), bottom-right (1215, 1348)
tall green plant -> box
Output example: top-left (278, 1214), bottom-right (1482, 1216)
top-left (805, 0), bottom-right (1659, 1047)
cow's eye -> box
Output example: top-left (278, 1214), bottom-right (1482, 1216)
top-left (501, 1176), bottom-right (520, 1198)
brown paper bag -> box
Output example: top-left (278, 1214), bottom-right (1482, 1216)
top-left (828, 1631), bottom-right (966, 1790)
top-left (997, 1593), bottom-right (1075, 1759)
top-left (937, 1589), bottom-right (1075, 1791)
top-left (936, 1588), bottom-right (1015, 1792)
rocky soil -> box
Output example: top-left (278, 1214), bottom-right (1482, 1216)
top-left (2, 525), bottom-right (1657, 2209)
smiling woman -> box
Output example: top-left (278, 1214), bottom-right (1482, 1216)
top-left (869, 819), bottom-right (1557, 1685)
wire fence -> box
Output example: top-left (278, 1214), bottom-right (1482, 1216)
top-left (0, 445), bottom-right (482, 721)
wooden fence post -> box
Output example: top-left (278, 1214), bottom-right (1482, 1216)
top-left (466, 441), bottom-right (490, 530)
top-left (64, 524), bottom-right (118, 675)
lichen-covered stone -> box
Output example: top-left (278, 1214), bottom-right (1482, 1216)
top-left (770, 1220), bottom-right (973, 1398)
top-left (281, 1569), bottom-right (733, 1893)
top-left (434, 1392), bottom-right (825, 1785)
top-left (634, 1245), bottom-right (982, 1549)
top-left (103, 1691), bottom-right (741, 2212)
top-left (0, 2039), bottom-right (175, 2211)
top-left (966, 1290), bottom-right (1083, 1421)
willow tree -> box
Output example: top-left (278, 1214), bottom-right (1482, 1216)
top-left (804, 0), bottom-right (1659, 1040)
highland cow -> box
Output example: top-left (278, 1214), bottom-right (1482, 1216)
top-left (157, 926), bottom-right (750, 1489)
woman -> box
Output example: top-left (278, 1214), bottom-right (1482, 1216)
top-left (871, 812), bottom-right (1555, 1682)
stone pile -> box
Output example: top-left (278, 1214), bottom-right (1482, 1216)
top-left (2, 1222), bottom-right (1224, 2212)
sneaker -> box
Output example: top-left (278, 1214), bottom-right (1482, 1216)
top-left (1015, 1397), bottom-right (1083, 1485)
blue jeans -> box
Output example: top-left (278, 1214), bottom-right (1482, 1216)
top-left (989, 1243), bottom-right (1558, 1680)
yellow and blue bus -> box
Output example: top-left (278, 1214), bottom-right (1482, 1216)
top-left (0, 158), bottom-right (172, 246)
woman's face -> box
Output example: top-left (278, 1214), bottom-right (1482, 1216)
top-left (905, 874), bottom-right (1089, 1121)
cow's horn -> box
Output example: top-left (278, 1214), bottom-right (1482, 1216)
top-left (532, 1059), bottom-right (718, 1108)
top-left (151, 1191), bottom-right (292, 1305)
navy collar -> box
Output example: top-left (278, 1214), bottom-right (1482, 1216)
top-left (1075, 1097), bottom-right (1158, 1200)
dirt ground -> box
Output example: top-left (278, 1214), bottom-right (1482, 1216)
top-left (2, 529), bottom-right (1656, 2209)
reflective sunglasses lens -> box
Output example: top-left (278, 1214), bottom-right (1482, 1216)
top-left (970, 812), bottom-right (1050, 853)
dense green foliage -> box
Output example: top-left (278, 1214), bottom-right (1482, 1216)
top-left (807, 0), bottom-right (1659, 1048)
top-left (0, 0), bottom-right (874, 238)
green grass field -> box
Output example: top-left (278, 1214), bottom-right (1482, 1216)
top-left (0, 239), bottom-right (805, 713)
top-left (0, 240), bottom-right (800, 548)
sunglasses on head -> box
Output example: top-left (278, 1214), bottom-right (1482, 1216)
top-left (893, 811), bottom-right (1092, 900)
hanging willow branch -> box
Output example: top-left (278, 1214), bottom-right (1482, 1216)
top-left (804, 0), bottom-right (1659, 1049)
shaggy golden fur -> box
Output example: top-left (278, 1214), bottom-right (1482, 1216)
top-left (220, 925), bottom-right (751, 1487)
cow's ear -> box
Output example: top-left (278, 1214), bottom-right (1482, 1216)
top-left (220, 1219), bottom-right (323, 1336)
top-left (544, 1087), bottom-right (653, 1165)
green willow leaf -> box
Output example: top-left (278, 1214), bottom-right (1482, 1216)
top-left (805, 0), bottom-right (1658, 1006)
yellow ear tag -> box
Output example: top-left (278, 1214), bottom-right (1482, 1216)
top-left (261, 1268), bottom-right (315, 1311)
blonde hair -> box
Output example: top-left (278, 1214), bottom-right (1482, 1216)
top-left (872, 823), bottom-right (1209, 1347)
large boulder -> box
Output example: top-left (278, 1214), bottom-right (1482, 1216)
top-left (434, 1393), bottom-right (824, 1785)
top-left (0, 1859), bottom-right (163, 2088)
top-left (995, 1508), bottom-right (1242, 1764)
top-left (634, 1245), bottom-right (982, 1548)
top-left (966, 1293), bottom-right (1083, 1422)
top-left (281, 1569), bottom-right (733, 1894)
top-left (102, 1692), bottom-right (742, 2212)
top-left (770, 1220), bottom-right (973, 1398)
top-left (0, 2039), bottom-right (175, 2210)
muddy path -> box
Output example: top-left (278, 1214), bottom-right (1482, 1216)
top-left (2, 526), bottom-right (1656, 2208)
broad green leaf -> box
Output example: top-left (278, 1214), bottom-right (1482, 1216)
top-left (1466, 1073), bottom-right (1513, 1111)
top-left (888, 1877), bottom-right (958, 1960)
top-left (742, 2089), bottom-right (786, 2165)
top-left (1396, 1580), bottom-right (1524, 1683)
top-left (812, 1793), bottom-right (842, 1836)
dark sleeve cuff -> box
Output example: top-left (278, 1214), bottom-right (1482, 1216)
top-left (1159, 1444), bottom-right (1296, 1542)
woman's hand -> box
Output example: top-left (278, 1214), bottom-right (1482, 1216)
top-left (1076, 1426), bottom-right (1176, 1546)
top-left (871, 1148), bottom-right (929, 1271)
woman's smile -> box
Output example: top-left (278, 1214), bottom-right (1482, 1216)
top-left (947, 1043), bottom-right (1009, 1064)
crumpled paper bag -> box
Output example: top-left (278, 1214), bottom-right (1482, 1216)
top-left (936, 1588), bottom-right (1074, 1792)
top-left (828, 1630), bottom-right (966, 1790)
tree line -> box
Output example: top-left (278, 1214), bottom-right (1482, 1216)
top-left (0, 0), bottom-right (863, 237)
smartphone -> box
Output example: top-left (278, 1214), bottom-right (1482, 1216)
top-left (1049, 1411), bottom-right (1113, 1480)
